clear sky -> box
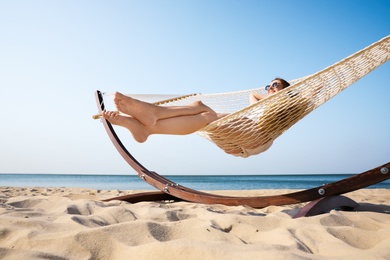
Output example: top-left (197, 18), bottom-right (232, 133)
top-left (1, 0), bottom-right (389, 175)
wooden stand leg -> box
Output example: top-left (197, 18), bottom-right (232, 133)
top-left (293, 195), bottom-right (359, 218)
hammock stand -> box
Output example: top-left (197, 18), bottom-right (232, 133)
top-left (96, 96), bottom-right (390, 214)
top-left (95, 36), bottom-right (390, 215)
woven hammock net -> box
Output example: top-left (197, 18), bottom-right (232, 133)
top-left (103, 36), bottom-right (390, 157)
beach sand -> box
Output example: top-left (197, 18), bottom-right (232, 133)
top-left (0, 187), bottom-right (389, 259)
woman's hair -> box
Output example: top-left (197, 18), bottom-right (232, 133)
top-left (273, 77), bottom-right (290, 89)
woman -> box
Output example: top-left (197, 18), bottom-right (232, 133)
top-left (102, 78), bottom-right (290, 155)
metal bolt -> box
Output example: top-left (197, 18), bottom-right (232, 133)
top-left (163, 186), bottom-right (169, 192)
top-left (380, 167), bottom-right (389, 174)
top-left (140, 174), bottom-right (145, 180)
top-left (318, 188), bottom-right (325, 196)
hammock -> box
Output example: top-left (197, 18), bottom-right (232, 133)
top-left (98, 35), bottom-right (390, 157)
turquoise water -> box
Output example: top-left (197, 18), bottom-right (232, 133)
top-left (1, 174), bottom-right (389, 190)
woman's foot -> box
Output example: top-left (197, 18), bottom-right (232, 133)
top-left (102, 111), bottom-right (150, 143)
top-left (114, 92), bottom-right (157, 127)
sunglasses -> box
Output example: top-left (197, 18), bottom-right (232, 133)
top-left (265, 82), bottom-right (280, 90)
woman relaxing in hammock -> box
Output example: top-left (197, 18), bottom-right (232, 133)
top-left (102, 78), bottom-right (290, 141)
top-left (102, 78), bottom-right (291, 157)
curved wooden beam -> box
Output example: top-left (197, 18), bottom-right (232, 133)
top-left (96, 90), bottom-right (390, 208)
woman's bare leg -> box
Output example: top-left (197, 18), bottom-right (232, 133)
top-left (148, 111), bottom-right (221, 136)
top-left (102, 110), bottom-right (224, 143)
top-left (102, 111), bottom-right (150, 142)
top-left (114, 92), bottom-right (214, 126)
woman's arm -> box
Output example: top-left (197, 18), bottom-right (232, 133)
top-left (249, 92), bottom-right (267, 105)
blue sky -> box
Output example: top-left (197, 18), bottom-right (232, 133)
top-left (1, 0), bottom-right (389, 175)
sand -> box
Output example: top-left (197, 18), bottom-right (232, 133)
top-left (0, 187), bottom-right (389, 260)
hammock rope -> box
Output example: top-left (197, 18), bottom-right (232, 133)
top-left (102, 35), bottom-right (390, 157)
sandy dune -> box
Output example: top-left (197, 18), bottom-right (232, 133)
top-left (1, 187), bottom-right (389, 259)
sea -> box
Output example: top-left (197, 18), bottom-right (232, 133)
top-left (1, 173), bottom-right (389, 191)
